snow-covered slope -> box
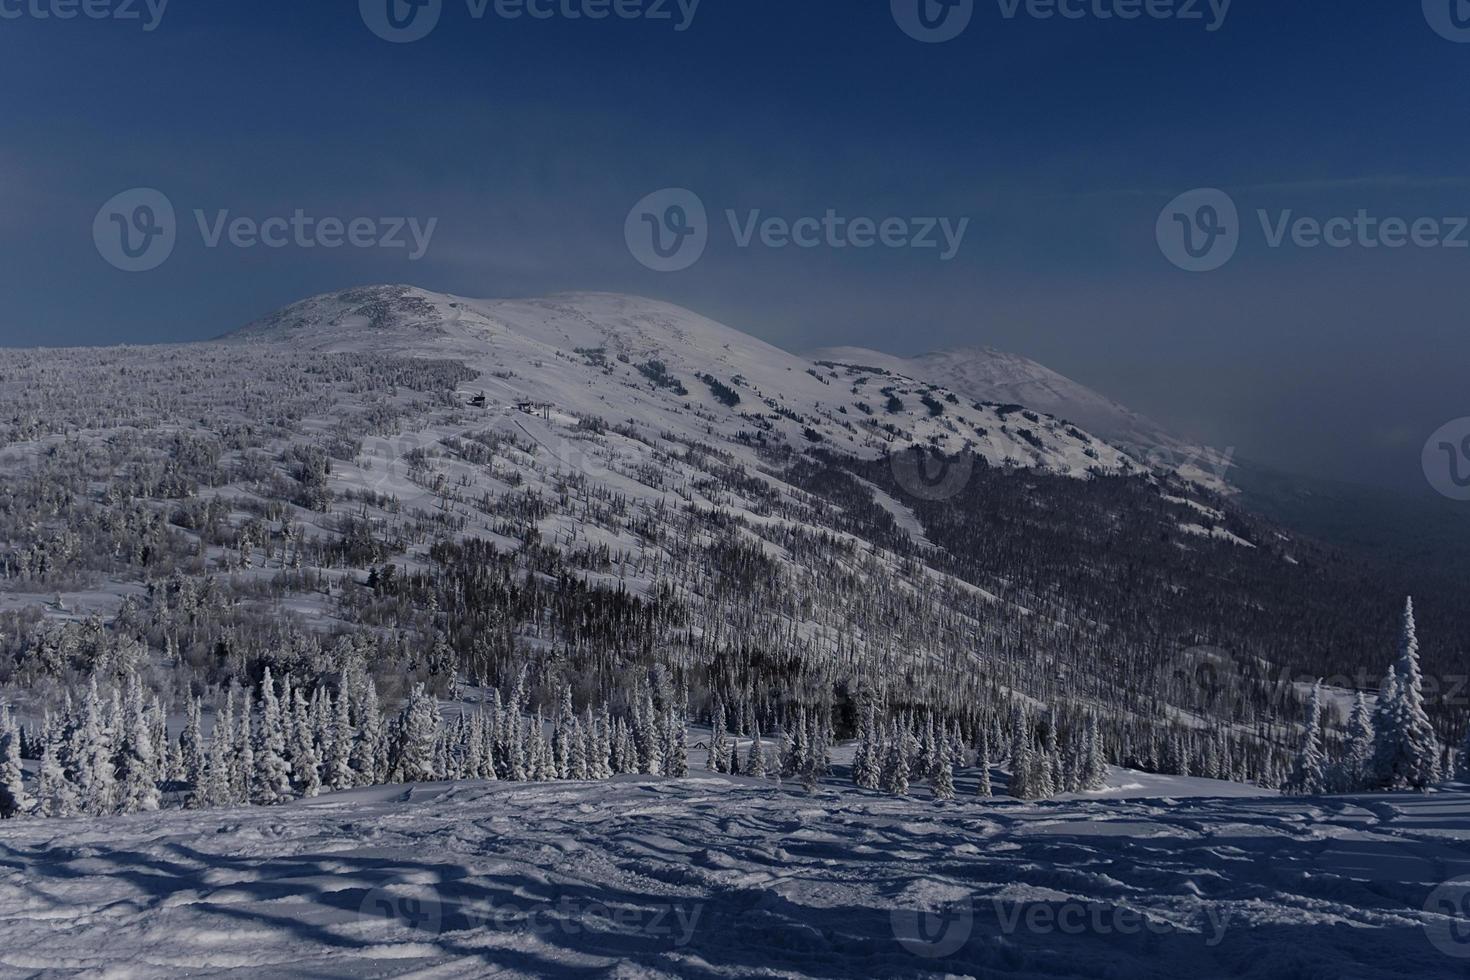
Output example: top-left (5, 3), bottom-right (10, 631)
top-left (227, 286), bottom-right (1140, 481)
top-left (810, 344), bottom-right (1231, 489)
top-left (3, 771), bottom-right (1466, 979)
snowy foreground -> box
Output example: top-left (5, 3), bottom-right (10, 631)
top-left (2, 772), bottom-right (1470, 979)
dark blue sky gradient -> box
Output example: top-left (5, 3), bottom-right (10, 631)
top-left (2, 1), bottom-right (1468, 491)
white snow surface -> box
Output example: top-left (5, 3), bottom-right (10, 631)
top-left (229, 286), bottom-right (1140, 481)
top-left (810, 344), bottom-right (1235, 490)
top-left (3, 772), bottom-right (1469, 978)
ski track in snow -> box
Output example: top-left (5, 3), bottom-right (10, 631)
top-left (2, 773), bottom-right (1469, 979)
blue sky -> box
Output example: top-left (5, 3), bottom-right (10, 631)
top-left (2, 1), bottom-right (1468, 492)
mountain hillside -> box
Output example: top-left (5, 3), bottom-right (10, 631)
top-left (229, 286), bottom-right (1139, 482)
top-left (0, 284), bottom-right (1457, 806)
top-left (810, 344), bottom-right (1231, 489)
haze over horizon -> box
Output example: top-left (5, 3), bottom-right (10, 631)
top-left (3, 1), bottom-right (1468, 496)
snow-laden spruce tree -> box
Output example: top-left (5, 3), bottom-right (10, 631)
top-left (180, 696), bottom-right (204, 789)
top-left (915, 715), bottom-right (934, 782)
top-left (234, 688), bottom-right (255, 805)
top-left (352, 683), bottom-right (383, 786)
top-left (1082, 715), bottom-right (1108, 791)
top-left (1341, 691), bottom-right (1375, 791)
top-left (932, 749), bottom-right (956, 801)
top-left (75, 676), bottom-right (117, 816)
top-left (595, 704), bottom-right (613, 779)
top-left (552, 686), bottom-right (574, 779)
top-left (881, 720), bottom-right (909, 796)
top-left (707, 698), bottom-right (728, 773)
top-left (0, 705), bottom-right (33, 819)
top-left (1009, 712), bottom-right (1036, 800)
top-left (252, 669), bottom-right (294, 805)
top-left (38, 713), bottom-right (78, 818)
top-left (195, 725), bottom-right (233, 809)
top-left (1373, 598), bottom-right (1441, 791)
top-left (1284, 680), bottom-right (1328, 796)
top-left (535, 716), bottom-right (556, 781)
top-left (114, 674), bottom-right (160, 814)
top-left (289, 687), bottom-right (321, 798)
top-left (664, 702), bottom-right (688, 778)
top-left (568, 715), bottom-right (589, 779)
top-left (1037, 713), bottom-right (1060, 798)
top-left (745, 727), bottom-right (766, 777)
top-left (399, 683), bottom-right (440, 783)
top-left (327, 687), bottom-right (355, 791)
top-left (782, 710), bottom-right (805, 778)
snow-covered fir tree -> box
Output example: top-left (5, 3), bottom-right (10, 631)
top-left (0, 705), bottom-right (33, 819)
top-left (114, 673), bottom-right (160, 814)
top-left (745, 727), bottom-right (766, 777)
top-left (1341, 691), bottom-right (1375, 791)
top-left (1373, 598), bottom-right (1441, 791)
top-left (707, 698), bottom-right (728, 773)
top-left (400, 683), bottom-right (440, 783)
top-left (881, 720), bottom-right (909, 796)
top-left (975, 727), bottom-right (992, 797)
top-left (932, 748), bottom-right (955, 801)
top-left (1284, 680), bottom-right (1328, 796)
top-left (252, 669), bottom-right (294, 805)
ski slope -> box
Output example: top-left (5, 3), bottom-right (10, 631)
top-left (2, 772), bottom-right (1468, 978)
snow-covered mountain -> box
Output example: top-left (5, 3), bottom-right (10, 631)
top-left (1, 281), bottom-right (1444, 836)
top-left (809, 344), bottom-right (1232, 489)
top-left (227, 285), bottom-right (1140, 482)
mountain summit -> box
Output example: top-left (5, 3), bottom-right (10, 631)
top-left (227, 285), bottom-right (1141, 481)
